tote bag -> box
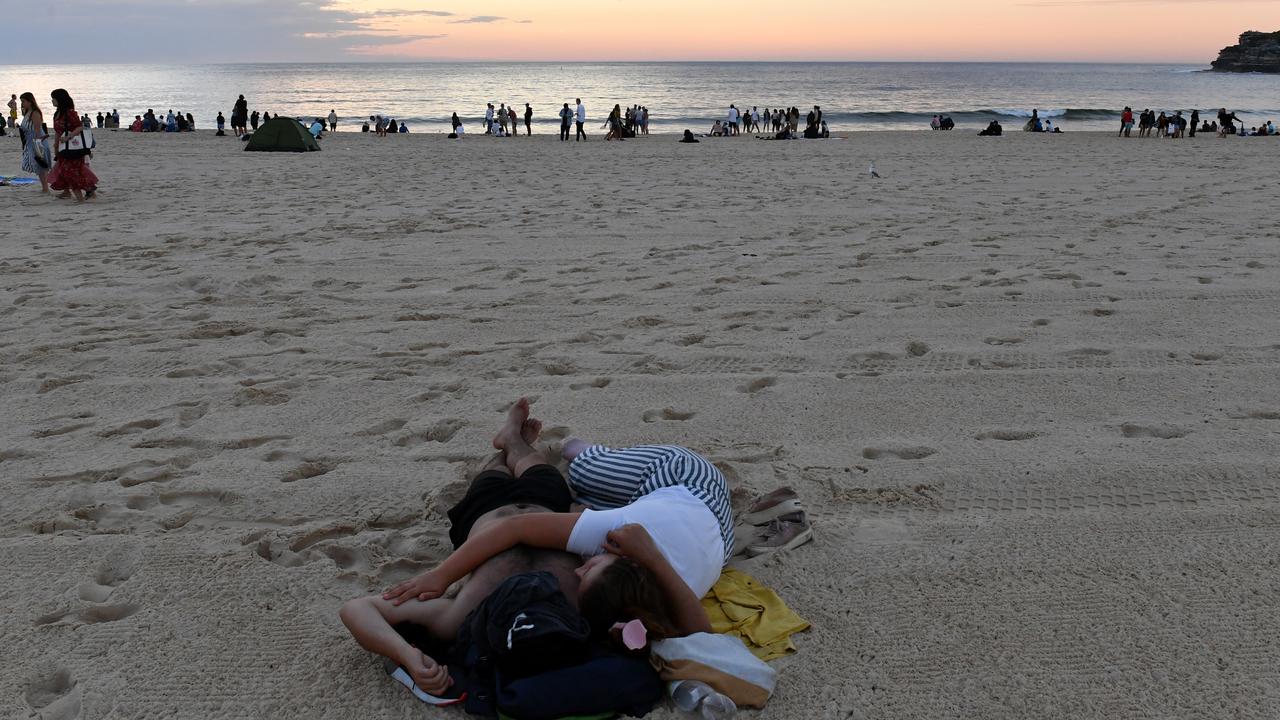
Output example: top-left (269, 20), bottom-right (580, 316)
top-left (59, 124), bottom-right (93, 159)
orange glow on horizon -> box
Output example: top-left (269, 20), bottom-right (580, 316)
top-left (335, 0), bottom-right (1280, 63)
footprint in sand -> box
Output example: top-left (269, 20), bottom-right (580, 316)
top-left (974, 430), bottom-right (1040, 441)
top-left (569, 377), bottom-right (612, 391)
top-left (641, 408), bottom-right (696, 423)
top-left (75, 553), bottom-right (137, 603)
top-left (25, 665), bottom-right (81, 720)
top-left (281, 459), bottom-right (340, 483)
top-left (1120, 423), bottom-right (1188, 439)
top-left (392, 419), bottom-right (466, 447)
top-left (96, 418), bottom-right (165, 438)
top-left (862, 446), bottom-right (937, 461)
top-left (906, 341), bottom-right (930, 357)
top-left (738, 377), bottom-right (777, 394)
top-left (353, 419), bottom-right (408, 437)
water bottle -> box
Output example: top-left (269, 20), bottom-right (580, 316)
top-left (670, 680), bottom-right (738, 720)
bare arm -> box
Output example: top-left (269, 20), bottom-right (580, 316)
top-left (383, 512), bottom-right (581, 604)
top-left (647, 555), bottom-right (713, 636)
top-left (339, 595), bottom-right (455, 693)
top-left (604, 524), bottom-right (712, 636)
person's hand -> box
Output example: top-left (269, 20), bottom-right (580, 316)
top-left (400, 647), bottom-right (452, 695)
top-left (383, 570), bottom-right (448, 606)
top-left (604, 524), bottom-right (664, 569)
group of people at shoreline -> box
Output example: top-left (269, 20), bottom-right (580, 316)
top-left (1120, 106), bottom-right (1276, 138)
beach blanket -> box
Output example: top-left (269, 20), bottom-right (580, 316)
top-left (700, 568), bottom-right (810, 661)
top-left (0, 177), bottom-right (36, 185)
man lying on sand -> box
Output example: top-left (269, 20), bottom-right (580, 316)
top-left (342, 398), bottom-right (735, 697)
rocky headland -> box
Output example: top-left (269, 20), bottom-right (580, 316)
top-left (1211, 31), bottom-right (1280, 73)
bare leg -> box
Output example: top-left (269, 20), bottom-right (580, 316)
top-left (478, 418), bottom-right (542, 476)
top-left (493, 398), bottom-right (554, 477)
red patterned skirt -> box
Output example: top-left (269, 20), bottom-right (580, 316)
top-left (49, 155), bottom-right (99, 192)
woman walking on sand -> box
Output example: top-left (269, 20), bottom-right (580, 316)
top-left (18, 93), bottom-right (51, 193)
top-left (48, 89), bottom-right (98, 202)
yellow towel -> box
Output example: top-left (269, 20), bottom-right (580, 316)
top-left (701, 568), bottom-right (810, 661)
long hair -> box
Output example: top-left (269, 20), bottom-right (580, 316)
top-left (50, 88), bottom-right (74, 117)
top-left (19, 92), bottom-right (40, 116)
top-left (579, 557), bottom-right (679, 648)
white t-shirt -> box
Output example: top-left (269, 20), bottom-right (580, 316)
top-left (576, 103), bottom-right (586, 123)
top-left (566, 485), bottom-right (724, 597)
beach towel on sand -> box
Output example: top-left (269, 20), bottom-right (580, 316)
top-left (700, 568), bottom-right (810, 661)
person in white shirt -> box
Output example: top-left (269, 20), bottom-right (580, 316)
top-left (327, 109), bottom-right (338, 132)
top-left (385, 398), bottom-right (733, 643)
top-left (575, 98), bottom-right (587, 141)
top-left (484, 103), bottom-right (494, 134)
top-left (727, 104), bottom-right (740, 135)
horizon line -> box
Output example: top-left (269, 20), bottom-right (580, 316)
top-left (11, 59), bottom-right (1218, 66)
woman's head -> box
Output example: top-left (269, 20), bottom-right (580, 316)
top-left (50, 89), bottom-right (74, 112)
top-left (19, 92), bottom-right (39, 114)
top-left (577, 555), bottom-right (678, 646)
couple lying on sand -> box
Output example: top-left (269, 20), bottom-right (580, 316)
top-left (340, 397), bottom-right (734, 697)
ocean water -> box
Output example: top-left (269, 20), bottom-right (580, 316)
top-left (1, 62), bottom-right (1277, 133)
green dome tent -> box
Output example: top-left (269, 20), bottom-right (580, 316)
top-left (244, 116), bottom-right (321, 152)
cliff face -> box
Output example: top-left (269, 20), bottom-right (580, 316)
top-left (1212, 31), bottom-right (1280, 73)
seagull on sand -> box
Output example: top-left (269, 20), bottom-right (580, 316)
top-left (869, 161), bottom-right (881, 179)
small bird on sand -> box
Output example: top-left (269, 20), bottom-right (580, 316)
top-left (869, 162), bottom-right (881, 179)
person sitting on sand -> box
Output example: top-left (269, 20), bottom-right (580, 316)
top-left (131, 115), bottom-right (144, 132)
top-left (710, 120), bottom-right (725, 136)
top-left (680, 129), bottom-right (699, 143)
top-left (385, 397), bottom-right (732, 643)
top-left (979, 119), bottom-right (1003, 136)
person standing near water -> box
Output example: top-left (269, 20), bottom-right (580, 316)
top-left (1189, 109), bottom-right (1199, 138)
top-left (8, 94), bottom-right (18, 129)
top-left (17, 92), bottom-right (51, 193)
top-left (231, 95), bottom-right (248, 135)
top-left (575, 98), bottom-right (587, 141)
top-left (48, 88), bottom-right (98, 202)
top-left (559, 103), bottom-right (572, 141)
top-left (524, 103), bottom-right (533, 136)
top-left (328, 109), bottom-right (338, 132)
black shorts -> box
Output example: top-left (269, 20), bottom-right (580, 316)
top-left (446, 465), bottom-right (572, 549)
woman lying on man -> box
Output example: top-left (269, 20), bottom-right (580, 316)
top-left (383, 397), bottom-right (735, 645)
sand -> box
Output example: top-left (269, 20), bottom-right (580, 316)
top-left (3, 128), bottom-right (1280, 719)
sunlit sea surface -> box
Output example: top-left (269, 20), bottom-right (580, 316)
top-left (1, 62), bottom-right (1277, 133)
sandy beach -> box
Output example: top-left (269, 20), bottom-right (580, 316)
top-left (4, 129), bottom-right (1280, 719)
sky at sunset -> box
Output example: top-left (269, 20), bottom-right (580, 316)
top-left (21, 0), bottom-right (1280, 63)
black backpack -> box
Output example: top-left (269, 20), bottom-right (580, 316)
top-left (452, 571), bottom-right (591, 715)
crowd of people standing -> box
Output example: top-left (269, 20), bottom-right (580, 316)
top-left (1118, 106), bottom-right (1275, 138)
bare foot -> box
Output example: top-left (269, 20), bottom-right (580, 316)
top-left (522, 418), bottom-right (543, 445)
top-left (493, 397), bottom-right (530, 450)
top-left (563, 438), bottom-right (589, 461)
